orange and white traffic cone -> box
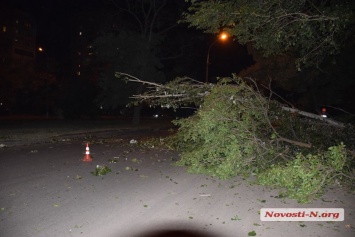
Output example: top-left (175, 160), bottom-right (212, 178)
top-left (321, 107), bottom-right (327, 118)
top-left (82, 143), bottom-right (93, 162)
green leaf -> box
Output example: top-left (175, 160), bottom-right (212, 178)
top-left (91, 165), bottom-right (112, 176)
top-left (248, 230), bottom-right (257, 236)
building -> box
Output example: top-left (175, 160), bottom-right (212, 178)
top-left (0, 5), bottom-right (37, 71)
top-left (0, 5), bottom-right (37, 114)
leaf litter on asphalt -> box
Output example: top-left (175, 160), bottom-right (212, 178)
top-left (125, 166), bottom-right (139, 171)
top-left (248, 230), bottom-right (256, 236)
top-left (131, 158), bottom-right (141, 163)
top-left (91, 165), bottom-right (111, 176)
top-left (231, 215), bottom-right (241, 221)
top-left (108, 158), bottom-right (119, 163)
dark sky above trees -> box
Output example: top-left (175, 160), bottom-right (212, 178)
top-left (2, 0), bottom-right (354, 116)
top-left (2, 0), bottom-right (247, 78)
top-left (1, 0), bottom-right (249, 117)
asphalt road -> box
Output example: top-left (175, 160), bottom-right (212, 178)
top-left (0, 120), bottom-right (354, 237)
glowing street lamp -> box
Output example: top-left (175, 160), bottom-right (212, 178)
top-left (219, 32), bottom-right (228, 40)
top-left (206, 32), bottom-right (229, 83)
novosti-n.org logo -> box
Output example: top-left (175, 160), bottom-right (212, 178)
top-left (260, 208), bottom-right (344, 221)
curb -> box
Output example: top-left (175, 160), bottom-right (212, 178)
top-left (0, 126), bottom-right (175, 148)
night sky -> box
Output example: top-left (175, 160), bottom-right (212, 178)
top-left (1, 0), bottom-right (246, 76)
top-left (1, 0), bottom-right (354, 116)
top-left (0, 0), bottom-right (248, 116)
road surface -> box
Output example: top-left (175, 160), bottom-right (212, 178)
top-left (0, 120), bottom-right (354, 237)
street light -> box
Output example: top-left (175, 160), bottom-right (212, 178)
top-left (206, 32), bottom-right (228, 83)
top-left (37, 47), bottom-right (49, 118)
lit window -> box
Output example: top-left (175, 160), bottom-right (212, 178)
top-left (78, 64), bottom-right (81, 68)
top-left (77, 71), bottom-right (81, 76)
top-left (79, 31), bottom-right (82, 36)
top-left (2, 26), bottom-right (6, 32)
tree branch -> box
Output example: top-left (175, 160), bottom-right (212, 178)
top-left (148, 0), bottom-right (167, 41)
top-left (281, 106), bottom-right (345, 128)
top-left (277, 136), bottom-right (312, 148)
top-left (115, 72), bottom-right (170, 89)
top-left (119, 0), bottom-right (144, 33)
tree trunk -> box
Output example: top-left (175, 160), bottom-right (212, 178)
top-left (281, 106), bottom-right (345, 128)
top-left (132, 84), bottom-right (144, 125)
top-left (132, 105), bottom-right (141, 125)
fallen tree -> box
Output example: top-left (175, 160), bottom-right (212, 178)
top-left (117, 72), bottom-right (355, 203)
top-left (281, 106), bottom-right (345, 128)
top-left (118, 72), bottom-right (346, 128)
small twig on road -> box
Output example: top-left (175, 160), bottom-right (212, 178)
top-left (199, 194), bottom-right (211, 197)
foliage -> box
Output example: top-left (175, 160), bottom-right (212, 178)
top-left (172, 77), bottom-right (276, 179)
top-left (257, 143), bottom-right (348, 203)
top-left (182, 0), bottom-right (354, 69)
top-left (125, 73), bottom-right (354, 202)
top-left (91, 165), bottom-right (112, 176)
top-left (115, 0), bottom-right (355, 203)
top-left (116, 73), bottom-right (213, 108)
top-left (170, 77), bottom-right (354, 202)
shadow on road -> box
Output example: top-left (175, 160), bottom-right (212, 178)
top-left (132, 229), bottom-right (219, 237)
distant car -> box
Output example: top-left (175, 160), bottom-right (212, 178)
top-left (141, 107), bottom-right (173, 119)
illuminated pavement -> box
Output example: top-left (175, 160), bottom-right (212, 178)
top-left (0, 120), bottom-right (354, 237)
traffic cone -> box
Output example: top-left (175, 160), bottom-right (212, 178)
top-left (82, 143), bottom-right (93, 162)
top-left (321, 107), bottom-right (327, 118)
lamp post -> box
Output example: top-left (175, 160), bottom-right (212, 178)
top-left (205, 32), bottom-right (228, 83)
top-left (38, 47), bottom-right (49, 118)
